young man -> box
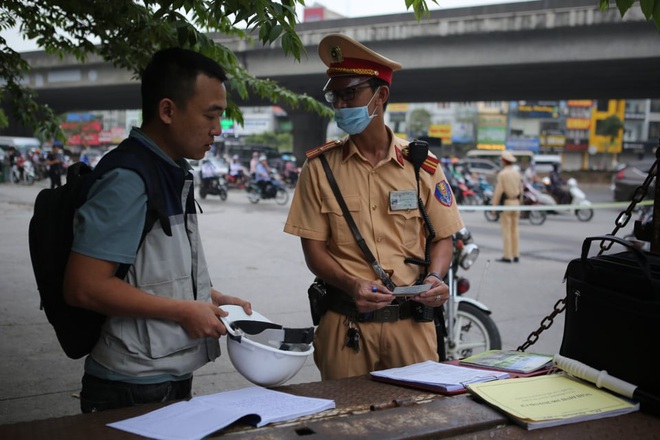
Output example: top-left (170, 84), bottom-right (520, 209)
top-left (63, 48), bottom-right (252, 413)
top-left (284, 34), bottom-right (464, 380)
top-left (492, 150), bottom-right (523, 263)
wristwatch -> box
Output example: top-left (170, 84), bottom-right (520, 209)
top-left (425, 272), bottom-right (444, 283)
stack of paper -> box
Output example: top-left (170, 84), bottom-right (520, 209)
top-left (466, 373), bottom-right (639, 430)
top-left (107, 386), bottom-right (335, 440)
top-left (370, 360), bottom-right (509, 394)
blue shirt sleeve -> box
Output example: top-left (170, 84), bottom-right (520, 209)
top-left (71, 168), bottom-right (147, 264)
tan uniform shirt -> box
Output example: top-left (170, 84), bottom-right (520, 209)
top-left (284, 128), bottom-right (464, 287)
top-left (493, 164), bottom-right (523, 206)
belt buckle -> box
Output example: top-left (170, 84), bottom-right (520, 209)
top-left (374, 305), bottom-right (399, 322)
top-left (398, 300), bottom-right (412, 320)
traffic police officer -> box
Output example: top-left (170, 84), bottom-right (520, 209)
top-left (284, 34), bottom-right (464, 380)
top-left (492, 150), bottom-right (523, 263)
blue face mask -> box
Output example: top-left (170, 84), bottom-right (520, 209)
top-left (334, 87), bottom-right (380, 135)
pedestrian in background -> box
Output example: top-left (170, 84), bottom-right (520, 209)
top-left (492, 150), bottom-right (523, 263)
top-left (45, 144), bottom-right (64, 189)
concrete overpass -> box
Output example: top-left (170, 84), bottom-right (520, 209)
top-left (10, 0), bottom-right (660, 150)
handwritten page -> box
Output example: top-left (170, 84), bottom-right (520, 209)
top-left (466, 373), bottom-right (639, 430)
top-left (370, 360), bottom-right (509, 392)
top-left (107, 386), bottom-right (335, 440)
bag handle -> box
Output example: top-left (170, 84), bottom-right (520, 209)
top-left (581, 235), bottom-right (654, 290)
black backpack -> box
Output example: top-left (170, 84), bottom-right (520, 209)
top-left (28, 139), bottom-right (171, 359)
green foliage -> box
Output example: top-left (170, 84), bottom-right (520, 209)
top-left (600, 0), bottom-right (660, 30)
top-left (409, 108), bottom-right (432, 136)
top-left (243, 132), bottom-right (293, 151)
top-left (597, 114), bottom-right (625, 140)
top-left (0, 0), bottom-right (339, 139)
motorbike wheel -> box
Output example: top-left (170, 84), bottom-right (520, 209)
top-left (527, 209), bottom-right (547, 226)
top-left (25, 174), bottom-right (35, 185)
top-left (219, 188), bottom-right (228, 201)
top-left (575, 208), bottom-right (594, 222)
top-left (247, 188), bottom-right (260, 204)
top-left (445, 302), bottom-right (502, 360)
top-left (275, 188), bottom-right (289, 205)
top-left (484, 210), bottom-right (499, 222)
top-left (199, 186), bottom-right (207, 199)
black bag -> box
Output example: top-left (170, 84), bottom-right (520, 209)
top-left (29, 162), bottom-right (102, 359)
top-left (28, 140), bottom-right (170, 359)
top-left (561, 235), bottom-right (660, 402)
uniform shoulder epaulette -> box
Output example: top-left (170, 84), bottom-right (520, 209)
top-left (305, 139), bottom-right (344, 160)
top-left (401, 147), bottom-right (439, 175)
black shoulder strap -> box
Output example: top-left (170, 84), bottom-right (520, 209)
top-left (82, 138), bottom-right (172, 279)
top-left (318, 154), bottom-right (396, 291)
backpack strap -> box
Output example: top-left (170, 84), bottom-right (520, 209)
top-left (79, 138), bottom-right (173, 279)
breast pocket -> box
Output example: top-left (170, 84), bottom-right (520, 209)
top-left (321, 195), bottom-right (361, 245)
top-left (389, 209), bottom-right (423, 248)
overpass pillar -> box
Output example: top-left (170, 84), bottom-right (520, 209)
top-left (290, 110), bottom-right (330, 162)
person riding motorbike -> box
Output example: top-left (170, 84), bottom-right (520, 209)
top-left (254, 155), bottom-right (275, 197)
top-left (228, 154), bottom-right (248, 185)
top-left (199, 158), bottom-right (219, 192)
top-left (283, 159), bottom-right (299, 187)
top-left (548, 163), bottom-right (570, 204)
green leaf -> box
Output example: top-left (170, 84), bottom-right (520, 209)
top-left (615, 0), bottom-right (636, 16)
top-left (654, 0), bottom-right (660, 31)
top-left (640, 0), bottom-right (655, 19)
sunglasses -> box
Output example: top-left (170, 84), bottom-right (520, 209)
top-left (324, 83), bottom-right (373, 104)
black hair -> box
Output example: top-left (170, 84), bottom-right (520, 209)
top-left (141, 47), bottom-right (228, 124)
top-left (368, 77), bottom-right (390, 112)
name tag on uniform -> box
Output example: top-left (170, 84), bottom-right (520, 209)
top-left (389, 190), bottom-right (418, 211)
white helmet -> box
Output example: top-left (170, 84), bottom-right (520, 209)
top-left (220, 305), bottom-right (314, 387)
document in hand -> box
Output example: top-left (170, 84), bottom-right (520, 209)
top-left (370, 360), bottom-right (509, 394)
top-left (466, 373), bottom-right (639, 430)
top-left (107, 386), bottom-right (335, 440)
top-left (459, 350), bottom-right (553, 374)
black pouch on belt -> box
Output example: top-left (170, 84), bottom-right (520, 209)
top-left (307, 278), bottom-right (328, 326)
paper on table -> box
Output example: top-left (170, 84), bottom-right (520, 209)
top-left (107, 386), bottom-right (335, 440)
top-left (370, 360), bottom-right (509, 392)
top-left (466, 373), bottom-right (639, 430)
top-left (459, 350), bottom-right (553, 373)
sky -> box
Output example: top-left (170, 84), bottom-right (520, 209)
top-left (301, 0), bottom-right (527, 17)
top-left (2, 1), bottom-right (526, 52)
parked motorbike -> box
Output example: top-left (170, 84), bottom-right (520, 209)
top-left (483, 182), bottom-right (547, 226)
top-left (11, 158), bottom-right (35, 185)
top-left (440, 227), bottom-right (502, 360)
top-left (624, 204), bottom-right (653, 251)
top-left (540, 177), bottom-right (594, 222)
top-left (246, 178), bottom-right (289, 205)
top-left (199, 176), bottom-right (228, 201)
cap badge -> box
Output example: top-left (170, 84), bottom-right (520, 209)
top-left (330, 46), bottom-right (343, 63)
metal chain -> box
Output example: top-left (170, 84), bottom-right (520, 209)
top-left (517, 298), bottom-right (566, 352)
top-left (600, 149), bottom-right (659, 254)
top-left (517, 140), bottom-right (659, 351)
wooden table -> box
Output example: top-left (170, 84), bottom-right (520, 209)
top-left (1, 375), bottom-right (658, 439)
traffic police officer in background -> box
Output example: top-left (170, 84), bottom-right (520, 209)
top-left (492, 150), bottom-right (523, 263)
top-left (284, 34), bottom-right (464, 380)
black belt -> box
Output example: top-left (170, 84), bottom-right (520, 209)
top-left (325, 285), bottom-right (413, 323)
